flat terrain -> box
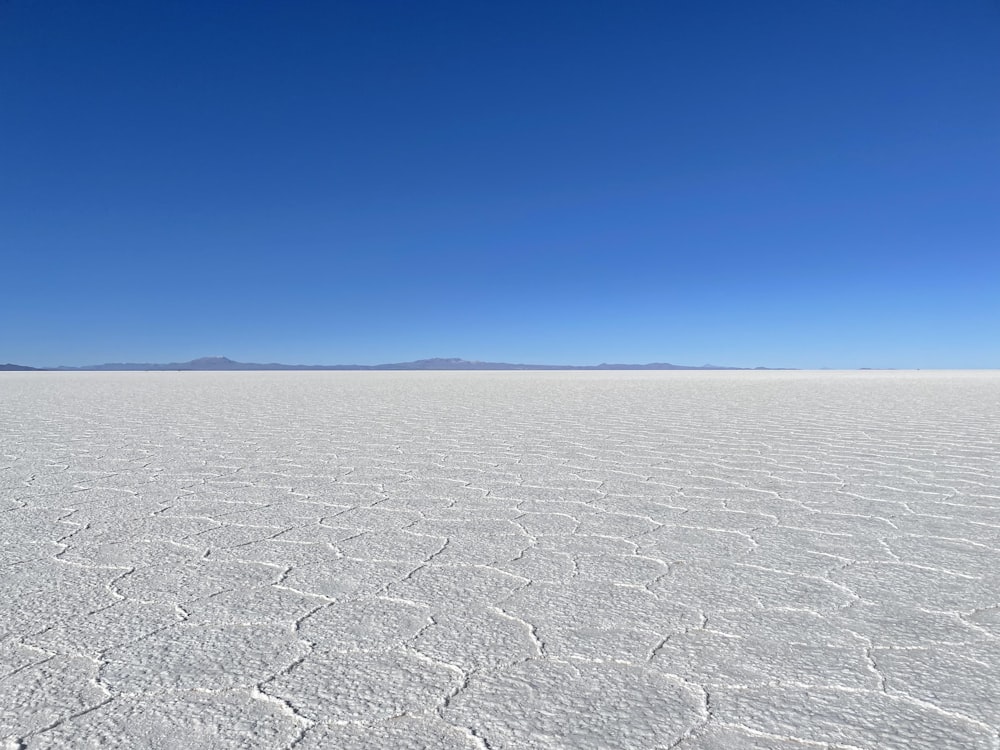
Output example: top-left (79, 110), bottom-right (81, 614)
top-left (1, 371), bottom-right (999, 749)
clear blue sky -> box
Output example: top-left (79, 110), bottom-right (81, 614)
top-left (3, 1), bottom-right (998, 368)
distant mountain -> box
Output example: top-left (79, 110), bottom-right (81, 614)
top-left (49, 356), bottom-right (788, 371)
top-left (61, 356), bottom-right (257, 371)
top-left (0, 363), bottom-right (42, 371)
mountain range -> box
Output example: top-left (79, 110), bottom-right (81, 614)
top-left (4, 356), bottom-right (786, 371)
top-left (0, 363), bottom-right (42, 371)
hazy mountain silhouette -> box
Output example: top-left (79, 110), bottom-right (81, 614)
top-left (48, 356), bottom-right (787, 371)
top-left (0, 363), bottom-right (42, 371)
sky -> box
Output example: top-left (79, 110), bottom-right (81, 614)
top-left (2, 1), bottom-right (998, 369)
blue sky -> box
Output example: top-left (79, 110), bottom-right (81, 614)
top-left (2, 1), bottom-right (998, 368)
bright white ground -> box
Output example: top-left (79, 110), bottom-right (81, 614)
top-left (1, 371), bottom-right (998, 749)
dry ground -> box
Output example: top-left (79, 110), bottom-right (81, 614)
top-left (2, 371), bottom-right (998, 749)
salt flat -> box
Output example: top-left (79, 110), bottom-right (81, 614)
top-left (1, 370), bottom-right (998, 749)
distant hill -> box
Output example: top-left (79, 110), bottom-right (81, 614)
top-left (49, 356), bottom-right (788, 371)
top-left (0, 363), bottom-right (42, 371)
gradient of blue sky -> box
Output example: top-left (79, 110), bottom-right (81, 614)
top-left (2, 1), bottom-right (998, 368)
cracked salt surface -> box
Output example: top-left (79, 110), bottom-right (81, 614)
top-left (1, 371), bottom-right (999, 749)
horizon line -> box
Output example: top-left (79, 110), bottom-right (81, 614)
top-left (4, 355), bottom-right (997, 372)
